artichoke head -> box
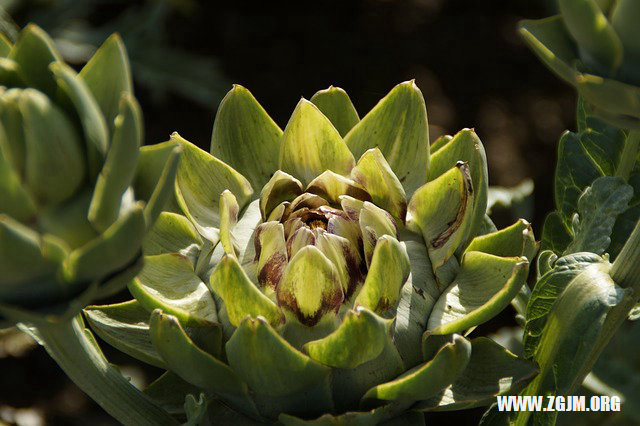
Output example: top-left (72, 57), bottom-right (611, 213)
top-left (0, 25), bottom-right (179, 324)
top-left (86, 82), bottom-right (539, 423)
top-left (520, 0), bottom-right (640, 128)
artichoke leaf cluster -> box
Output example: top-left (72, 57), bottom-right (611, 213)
top-left (86, 82), bottom-right (539, 424)
top-left (520, 0), bottom-right (640, 128)
top-left (0, 25), bottom-right (179, 324)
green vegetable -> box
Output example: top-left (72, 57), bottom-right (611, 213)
top-left (86, 82), bottom-right (539, 423)
top-left (520, 0), bottom-right (640, 128)
top-left (0, 24), bottom-right (179, 325)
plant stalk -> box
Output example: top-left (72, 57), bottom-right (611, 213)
top-left (615, 129), bottom-right (640, 181)
top-left (611, 217), bottom-right (640, 291)
top-left (567, 218), bottom-right (640, 390)
top-left (29, 316), bottom-right (178, 426)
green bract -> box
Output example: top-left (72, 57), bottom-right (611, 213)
top-left (0, 25), bottom-right (179, 324)
top-left (86, 82), bottom-right (538, 424)
top-left (520, 0), bottom-right (640, 128)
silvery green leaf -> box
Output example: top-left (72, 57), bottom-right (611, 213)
top-left (523, 252), bottom-right (603, 359)
top-left (541, 211), bottom-right (573, 255)
top-left (554, 127), bottom-right (625, 228)
top-left (519, 16), bottom-right (579, 85)
top-left (558, 0), bottom-right (623, 72)
top-left (609, 164), bottom-right (640, 258)
top-left (518, 256), bottom-right (629, 426)
top-left (564, 176), bottom-right (633, 255)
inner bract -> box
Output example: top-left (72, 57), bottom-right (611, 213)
top-left (254, 169), bottom-right (401, 326)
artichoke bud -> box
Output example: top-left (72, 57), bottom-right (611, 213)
top-left (610, 0), bottom-right (640, 61)
top-left (0, 25), bottom-right (177, 323)
top-left (255, 171), bottom-right (383, 321)
top-left (88, 83), bottom-right (537, 423)
top-left (520, 0), bottom-right (640, 127)
top-left (559, 0), bottom-right (623, 73)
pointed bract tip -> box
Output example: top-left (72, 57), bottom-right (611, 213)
top-left (398, 79), bottom-right (418, 90)
top-left (518, 218), bottom-right (531, 226)
top-left (105, 32), bottom-right (124, 45)
top-left (230, 83), bottom-right (249, 92)
top-left (23, 23), bottom-right (45, 34)
top-left (295, 97), bottom-right (316, 109)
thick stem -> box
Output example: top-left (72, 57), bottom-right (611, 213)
top-left (570, 290), bottom-right (637, 393)
top-left (611, 217), bottom-right (640, 292)
top-left (30, 316), bottom-right (178, 426)
top-left (615, 129), bottom-right (640, 181)
top-left (566, 218), bottom-right (640, 390)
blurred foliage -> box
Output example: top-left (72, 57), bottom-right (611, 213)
top-left (0, 327), bottom-right (36, 358)
top-left (0, 0), bottom-right (229, 107)
top-left (557, 320), bottom-right (640, 426)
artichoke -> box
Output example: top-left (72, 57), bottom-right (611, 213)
top-left (86, 82), bottom-right (539, 424)
top-left (0, 25), bottom-right (179, 324)
top-left (519, 0), bottom-right (640, 128)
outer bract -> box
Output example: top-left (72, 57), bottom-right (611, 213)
top-left (519, 0), bottom-right (640, 128)
top-left (86, 82), bottom-right (539, 424)
top-left (0, 25), bottom-right (179, 325)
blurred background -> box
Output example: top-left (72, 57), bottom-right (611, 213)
top-left (0, 0), bottom-right (576, 424)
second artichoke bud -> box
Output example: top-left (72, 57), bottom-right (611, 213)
top-left (0, 25), bottom-right (179, 324)
top-left (520, 0), bottom-right (640, 128)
